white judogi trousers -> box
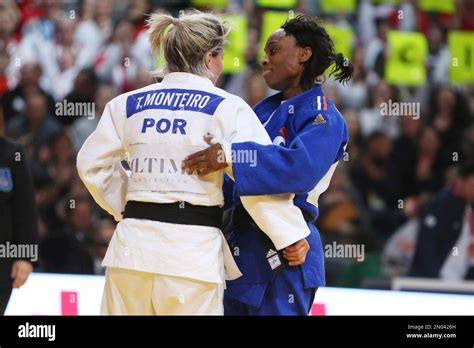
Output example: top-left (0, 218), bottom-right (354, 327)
top-left (98, 218), bottom-right (239, 316)
top-left (101, 267), bottom-right (224, 315)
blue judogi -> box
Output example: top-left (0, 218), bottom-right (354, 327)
top-left (223, 84), bottom-right (348, 315)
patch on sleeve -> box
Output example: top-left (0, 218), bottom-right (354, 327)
top-left (0, 167), bottom-right (13, 192)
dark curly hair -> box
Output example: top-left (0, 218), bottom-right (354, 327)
top-left (281, 15), bottom-right (353, 89)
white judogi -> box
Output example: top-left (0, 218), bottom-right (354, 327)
top-left (77, 72), bottom-right (310, 315)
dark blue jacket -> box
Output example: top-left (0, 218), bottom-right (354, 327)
top-left (410, 188), bottom-right (468, 278)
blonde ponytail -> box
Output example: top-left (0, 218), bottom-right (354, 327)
top-left (147, 9), bottom-right (229, 80)
top-left (147, 13), bottom-right (175, 57)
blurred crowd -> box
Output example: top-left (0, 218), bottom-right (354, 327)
top-left (0, 0), bottom-right (473, 288)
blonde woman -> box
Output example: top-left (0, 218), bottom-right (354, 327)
top-left (77, 10), bottom-right (310, 315)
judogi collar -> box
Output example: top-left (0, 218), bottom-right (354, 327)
top-left (161, 72), bottom-right (214, 87)
top-left (254, 84), bottom-right (324, 125)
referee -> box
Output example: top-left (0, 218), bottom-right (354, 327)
top-left (0, 111), bottom-right (38, 315)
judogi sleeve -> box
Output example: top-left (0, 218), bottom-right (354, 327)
top-left (229, 113), bottom-right (347, 196)
top-left (215, 97), bottom-right (310, 250)
top-left (77, 100), bottom-right (129, 221)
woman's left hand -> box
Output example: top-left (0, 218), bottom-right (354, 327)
top-left (182, 135), bottom-right (228, 175)
top-left (283, 238), bottom-right (310, 266)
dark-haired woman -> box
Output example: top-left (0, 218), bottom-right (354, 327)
top-left (183, 15), bottom-right (353, 315)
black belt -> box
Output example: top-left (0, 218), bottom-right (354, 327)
top-left (123, 201), bottom-right (223, 228)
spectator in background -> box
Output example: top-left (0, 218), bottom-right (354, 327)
top-left (394, 0), bottom-right (417, 32)
top-left (95, 18), bottom-right (139, 93)
top-left (60, 67), bottom-right (98, 126)
top-left (359, 80), bottom-right (400, 139)
top-left (336, 46), bottom-right (368, 111)
top-left (54, 16), bottom-right (77, 48)
top-left (131, 31), bottom-right (155, 73)
top-left (21, 0), bottom-right (62, 41)
top-left (68, 172), bottom-right (91, 200)
top-left (468, 87), bottom-right (474, 117)
top-left (414, 126), bottom-right (447, 194)
top-left (1, 61), bottom-right (55, 125)
top-left (410, 161), bottom-right (474, 280)
top-left (40, 196), bottom-right (95, 274)
top-left (324, 166), bottom-right (382, 288)
top-left (343, 109), bottom-right (362, 163)
top-left (35, 170), bottom-right (93, 236)
top-left (452, 0), bottom-right (474, 30)
top-left (50, 47), bottom-right (78, 102)
top-left (18, 1), bottom-right (66, 89)
top-left (77, 0), bottom-right (96, 22)
top-left (318, 164), bottom-right (373, 280)
top-left (462, 121), bottom-right (474, 162)
top-left (363, 16), bottom-right (389, 81)
top-left (357, 0), bottom-right (377, 47)
top-left (70, 83), bottom-right (116, 151)
top-left (6, 90), bottom-right (61, 164)
top-left (381, 193), bottom-right (431, 279)
top-left (33, 131), bottom-right (79, 235)
top-left (74, 0), bottom-right (114, 68)
top-left (46, 131), bottom-right (76, 197)
top-left (350, 131), bottom-right (397, 208)
top-left (125, 0), bottom-right (151, 36)
top-left (41, 16), bottom-right (81, 100)
top-left (426, 24), bottom-right (449, 85)
top-left (391, 116), bottom-right (423, 199)
top-left (428, 85), bottom-right (472, 159)
top-left (350, 131), bottom-right (404, 244)
top-left (126, 2), bottom-right (155, 72)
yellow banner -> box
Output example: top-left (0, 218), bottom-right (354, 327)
top-left (257, 0), bottom-right (297, 8)
top-left (321, 0), bottom-right (356, 13)
top-left (449, 31), bottom-right (474, 83)
top-left (385, 31), bottom-right (428, 86)
top-left (371, 0), bottom-right (399, 4)
top-left (222, 15), bottom-right (248, 73)
top-left (322, 23), bottom-right (354, 60)
top-left (191, 0), bottom-right (228, 8)
top-left (418, 0), bottom-right (455, 14)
